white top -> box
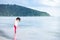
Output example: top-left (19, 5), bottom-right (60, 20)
top-left (14, 20), bottom-right (18, 27)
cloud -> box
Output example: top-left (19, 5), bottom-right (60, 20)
top-left (41, 0), bottom-right (60, 7)
top-left (29, 0), bottom-right (60, 7)
top-left (0, 0), bottom-right (60, 7)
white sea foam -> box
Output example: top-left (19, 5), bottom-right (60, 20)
top-left (0, 17), bottom-right (59, 40)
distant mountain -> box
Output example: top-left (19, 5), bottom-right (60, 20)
top-left (0, 4), bottom-right (50, 16)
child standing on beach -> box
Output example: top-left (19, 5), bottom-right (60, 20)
top-left (14, 17), bottom-right (21, 40)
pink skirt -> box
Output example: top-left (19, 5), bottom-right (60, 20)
top-left (14, 25), bottom-right (16, 34)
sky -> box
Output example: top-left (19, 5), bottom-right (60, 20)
top-left (0, 0), bottom-right (60, 16)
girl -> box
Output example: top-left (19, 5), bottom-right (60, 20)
top-left (14, 17), bottom-right (21, 40)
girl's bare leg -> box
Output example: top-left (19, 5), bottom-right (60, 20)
top-left (14, 26), bottom-right (16, 40)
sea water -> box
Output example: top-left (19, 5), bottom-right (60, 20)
top-left (0, 17), bottom-right (60, 40)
